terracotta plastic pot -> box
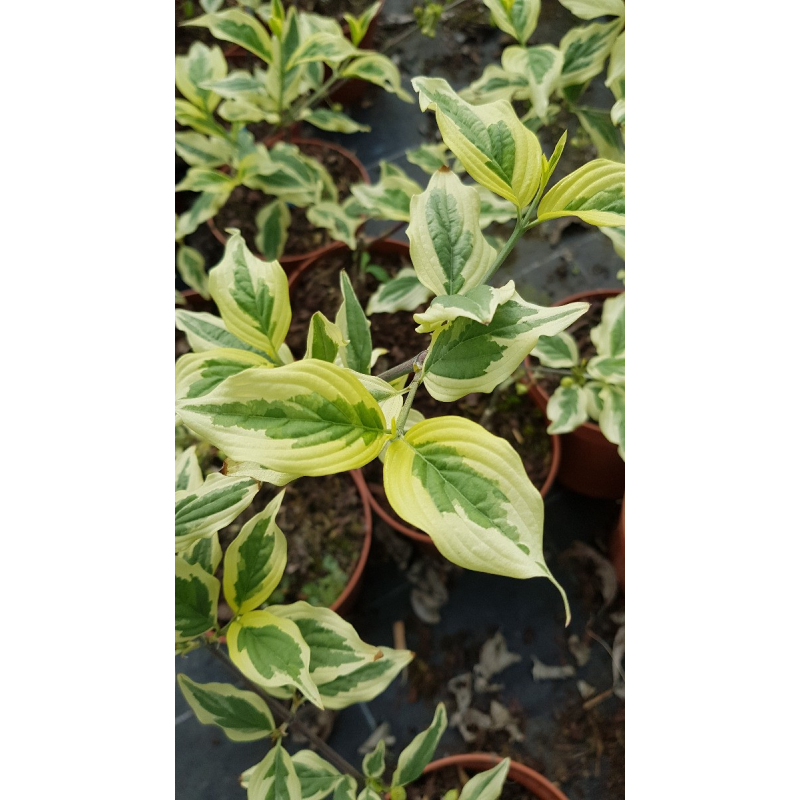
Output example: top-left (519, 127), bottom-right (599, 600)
top-left (609, 496), bottom-right (625, 591)
top-left (420, 754), bottom-right (569, 800)
top-left (526, 288), bottom-right (624, 500)
top-left (206, 137), bottom-right (370, 273)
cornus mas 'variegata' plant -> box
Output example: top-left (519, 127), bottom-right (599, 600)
top-left (175, 75), bottom-right (623, 797)
top-left (175, 0), bottom-right (409, 289)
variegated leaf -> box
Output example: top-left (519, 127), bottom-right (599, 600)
top-left (558, 0), bottom-right (625, 20)
top-left (502, 45), bottom-right (564, 120)
top-left (333, 777), bottom-right (357, 800)
top-left (175, 131), bottom-right (234, 167)
top-left (546, 383), bottom-right (588, 433)
top-left (181, 531), bottom-right (223, 575)
top-left (336, 271), bottom-right (373, 375)
top-left (300, 108), bottom-right (370, 134)
top-left (599, 384), bottom-right (624, 459)
top-left (459, 758), bottom-right (510, 800)
top-left (176, 360), bottom-right (388, 476)
top-left (177, 244), bottom-right (210, 299)
top-left (391, 703), bottom-right (448, 787)
top-left (362, 740), bottom-right (385, 781)
top-left (530, 331), bottom-right (579, 368)
top-left (175, 189), bottom-right (231, 240)
top-left (409, 168), bottom-right (498, 296)
top-left (559, 18), bottom-right (624, 90)
top-left (383, 417), bottom-right (569, 616)
top-left (350, 174), bottom-right (423, 222)
top-left (285, 31), bottom-right (356, 70)
top-left (255, 200), bottom-right (291, 260)
top-left (228, 610), bottom-right (322, 707)
top-left (539, 131), bottom-right (567, 195)
top-left (175, 167), bottom-right (237, 194)
top-left (606, 30), bottom-right (624, 100)
top-left (270, 601), bottom-right (395, 686)
top-left (175, 309), bottom-right (269, 356)
top-left (341, 54), bottom-right (412, 102)
top-left (538, 159), bottom-right (624, 226)
top-left (224, 459), bottom-right (300, 487)
top-left (176, 446), bottom-right (204, 493)
top-left (200, 70), bottom-right (269, 98)
top-left (413, 281), bottom-right (517, 333)
top-left (406, 143), bottom-right (451, 174)
top-left (422, 295), bottom-right (589, 401)
top-left (177, 675), bottom-right (275, 741)
top-left (306, 202), bottom-right (361, 250)
top-left (175, 41), bottom-right (227, 111)
top-left (315, 646), bottom-right (413, 710)
top-left (460, 64), bottom-right (529, 105)
top-left (483, 0), bottom-right (541, 45)
top-left (366, 267), bottom-right (433, 316)
top-left (344, 0), bottom-right (381, 46)
top-left (584, 379), bottom-right (604, 420)
top-left (575, 107), bottom-right (624, 162)
top-left (587, 355), bottom-right (624, 384)
top-left (412, 77), bottom-right (542, 208)
top-left (224, 491), bottom-right (287, 614)
top-left (175, 98), bottom-right (230, 138)
top-left (186, 9), bottom-right (273, 64)
top-left (247, 743), bottom-right (302, 800)
top-left (305, 311), bottom-right (346, 363)
top-left (476, 185), bottom-right (517, 226)
top-left (291, 751), bottom-right (343, 800)
top-left (590, 292), bottom-right (624, 356)
top-left (208, 230), bottom-right (291, 362)
top-left (175, 556), bottom-right (220, 641)
top-left (600, 225), bottom-right (624, 259)
top-left (240, 142), bottom-right (332, 206)
top-left (175, 473), bottom-right (260, 547)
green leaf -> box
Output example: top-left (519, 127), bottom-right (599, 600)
top-left (406, 143), bottom-right (451, 174)
top-left (460, 64), bottom-right (529, 105)
top-left (175, 41), bottom-right (227, 111)
top-left (413, 282), bottom-right (517, 333)
top-left (175, 556), bottom-right (220, 641)
top-left (383, 417), bottom-right (569, 617)
top-left (391, 703), bottom-right (448, 787)
top-left (285, 31), bottom-right (356, 71)
top-left (176, 360), bottom-right (389, 476)
top-left (575, 107), bottom-right (624, 162)
top-left (305, 311), bottom-right (346, 363)
top-left (175, 309), bottom-right (269, 356)
top-left (558, 0), bottom-right (625, 20)
top-left (180, 531), bottom-right (223, 575)
top-left (291, 750), bottom-right (343, 800)
top-left (341, 54), bottom-right (413, 102)
top-left (186, 9), bottom-right (273, 63)
top-left (559, 18), bottom-right (623, 90)
top-left (412, 77), bottom-right (542, 208)
top-left (177, 674), bottom-right (275, 741)
top-left (336, 271), bottom-right (373, 375)
top-left (501, 44), bottom-right (563, 120)
top-left (362, 740), bottom-right (385, 781)
top-left (344, 1), bottom-right (381, 46)
top-left (300, 108), bottom-right (370, 134)
top-left (538, 159), bottom-right (624, 227)
top-left (208, 230), bottom-right (292, 361)
top-left (306, 202), bottom-right (362, 250)
top-left (175, 189), bottom-right (231, 240)
top-left (175, 349), bottom-right (273, 404)
top-left (587, 355), bottom-right (624, 384)
top-left (175, 131), bottom-right (234, 168)
top-left (224, 491), bottom-right (287, 614)
top-left (422, 295), bottom-right (589, 401)
top-left (229, 610), bottom-right (322, 707)
top-left (175, 446), bottom-right (203, 493)
top-left (590, 292), bottom-right (624, 356)
top-left (366, 267), bottom-right (433, 316)
top-left (350, 174), bottom-right (423, 223)
top-left (408, 168), bottom-right (497, 296)
top-left (599, 384), bottom-right (624, 459)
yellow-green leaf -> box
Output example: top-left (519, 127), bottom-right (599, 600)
top-left (186, 9), bottom-right (273, 63)
top-left (341, 54), bottom-right (413, 102)
top-left (483, 0), bottom-right (541, 45)
top-left (538, 159), bottom-right (624, 226)
top-left (412, 76), bottom-right (542, 208)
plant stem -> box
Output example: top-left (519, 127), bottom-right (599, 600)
top-left (377, 350), bottom-right (427, 383)
top-left (287, 70), bottom-right (342, 124)
top-left (204, 645), bottom-right (363, 782)
top-left (395, 359), bottom-right (425, 433)
top-left (486, 212), bottom-right (526, 280)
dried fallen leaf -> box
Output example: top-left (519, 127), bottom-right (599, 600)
top-left (357, 722), bottom-right (396, 754)
top-left (577, 680), bottom-right (596, 700)
top-left (447, 673), bottom-right (473, 713)
top-left (489, 700), bottom-right (525, 743)
top-left (563, 541), bottom-right (618, 609)
top-left (612, 625), bottom-right (625, 700)
top-left (531, 655), bottom-right (576, 681)
top-left (568, 634), bottom-right (591, 667)
top-left (475, 632), bottom-right (522, 682)
top-left (450, 706), bottom-right (493, 743)
top-left (408, 558), bottom-right (449, 624)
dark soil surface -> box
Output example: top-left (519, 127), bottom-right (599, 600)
top-left (406, 764), bottom-right (529, 800)
top-left (295, 0), bottom-right (375, 16)
top-left (212, 141), bottom-right (365, 259)
top-left (285, 244), bottom-right (427, 364)
top-left (216, 471), bottom-right (366, 615)
top-left (529, 297), bottom-right (607, 399)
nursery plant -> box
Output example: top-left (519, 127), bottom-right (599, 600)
top-left (176, 75), bottom-right (624, 797)
top-left (175, 0), bottom-right (409, 290)
top-left (530, 291), bottom-right (624, 459)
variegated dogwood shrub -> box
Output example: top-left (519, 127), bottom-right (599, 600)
top-left (530, 291), bottom-right (624, 459)
top-left (176, 76), bottom-right (624, 616)
top-left (175, 0), bottom-right (410, 289)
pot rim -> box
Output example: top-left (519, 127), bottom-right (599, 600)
top-left (421, 754), bottom-right (569, 800)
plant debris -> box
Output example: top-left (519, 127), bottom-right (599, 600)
top-left (531, 656), bottom-right (576, 682)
